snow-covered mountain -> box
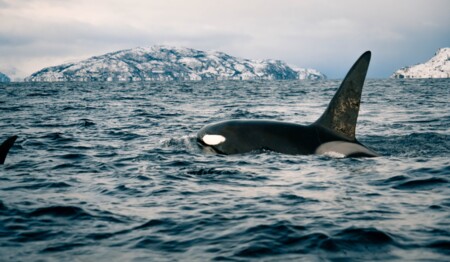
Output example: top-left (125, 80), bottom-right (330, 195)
top-left (0, 72), bottom-right (10, 82)
top-left (391, 48), bottom-right (450, 79)
top-left (25, 46), bottom-right (326, 82)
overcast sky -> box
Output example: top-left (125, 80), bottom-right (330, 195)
top-left (1, 0), bottom-right (449, 80)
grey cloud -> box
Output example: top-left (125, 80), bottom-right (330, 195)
top-left (1, 0), bottom-right (449, 79)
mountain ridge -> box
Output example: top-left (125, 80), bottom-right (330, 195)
top-left (25, 46), bottom-right (326, 82)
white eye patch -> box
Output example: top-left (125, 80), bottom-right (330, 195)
top-left (202, 134), bottom-right (226, 145)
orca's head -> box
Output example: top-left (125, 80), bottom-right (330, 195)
top-left (196, 121), bottom-right (238, 154)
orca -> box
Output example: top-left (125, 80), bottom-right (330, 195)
top-left (197, 51), bottom-right (378, 158)
top-left (0, 135), bottom-right (18, 164)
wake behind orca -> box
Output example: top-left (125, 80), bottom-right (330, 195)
top-left (197, 51), bottom-right (378, 158)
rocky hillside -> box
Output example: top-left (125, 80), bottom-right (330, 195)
top-left (392, 48), bottom-right (450, 79)
top-left (0, 72), bottom-right (10, 82)
top-left (25, 46), bottom-right (326, 82)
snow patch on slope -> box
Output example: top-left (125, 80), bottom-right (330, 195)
top-left (0, 72), bottom-right (10, 82)
top-left (392, 48), bottom-right (450, 79)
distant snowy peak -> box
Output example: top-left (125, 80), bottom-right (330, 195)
top-left (0, 72), bottom-right (10, 82)
top-left (392, 48), bottom-right (450, 79)
top-left (25, 46), bottom-right (326, 82)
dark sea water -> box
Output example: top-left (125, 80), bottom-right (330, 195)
top-left (0, 79), bottom-right (449, 261)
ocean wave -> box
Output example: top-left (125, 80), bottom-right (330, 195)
top-left (3, 181), bottom-right (71, 191)
top-left (393, 177), bottom-right (448, 190)
top-left (41, 242), bottom-right (86, 253)
top-left (27, 206), bottom-right (92, 219)
top-left (320, 227), bottom-right (394, 252)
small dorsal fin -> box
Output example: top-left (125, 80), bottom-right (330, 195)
top-left (0, 135), bottom-right (18, 164)
top-left (313, 51), bottom-right (371, 141)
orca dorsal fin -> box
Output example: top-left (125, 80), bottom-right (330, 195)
top-left (0, 135), bottom-right (18, 164)
top-left (313, 51), bottom-right (371, 141)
